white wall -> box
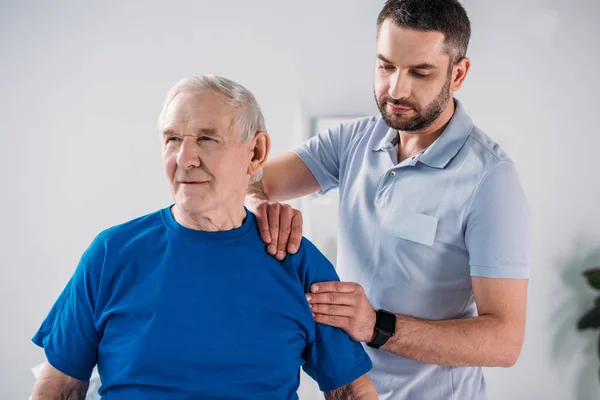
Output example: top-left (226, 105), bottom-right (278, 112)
top-left (1, 0), bottom-right (599, 399)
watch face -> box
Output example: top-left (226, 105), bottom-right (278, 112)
top-left (379, 311), bottom-right (396, 333)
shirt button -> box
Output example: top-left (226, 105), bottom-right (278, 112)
top-left (389, 171), bottom-right (396, 178)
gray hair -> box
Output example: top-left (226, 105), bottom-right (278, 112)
top-left (158, 75), bottom-right (267, 183)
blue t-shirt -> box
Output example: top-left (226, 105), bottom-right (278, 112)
top-left (33, 207), bottom-right (371, 399)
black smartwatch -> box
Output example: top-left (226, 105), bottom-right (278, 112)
top-left (367, 309), bottom-right (396, 349)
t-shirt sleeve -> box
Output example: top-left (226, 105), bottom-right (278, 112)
top-left (295, 238), bottom-right (372, 392)
top-left (32, 234), bottom-right (105, 381)
top-left (465, 161), bottom-right (531, 279)
top-left (292, 121), bottom-right (359, 195)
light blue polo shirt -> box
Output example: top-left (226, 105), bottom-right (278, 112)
top-left (294, 100), bottom-right (530, 400)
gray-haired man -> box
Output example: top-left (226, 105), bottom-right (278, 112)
top-left (31, 75), bottom-right (377, 400)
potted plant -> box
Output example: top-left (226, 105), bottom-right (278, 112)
top-left (577, 268), bottom-right (600, 381)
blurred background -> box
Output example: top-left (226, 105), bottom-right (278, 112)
top-left (1, 0), bottom-right (599, 398)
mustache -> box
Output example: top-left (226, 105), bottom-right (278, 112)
top-left (383, 96), bottom-right (419, 110)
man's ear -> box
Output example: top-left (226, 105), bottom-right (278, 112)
top-left (248, 131), bottom-right (271, 177)
top-left (451, 57), bottom-right (471, 92)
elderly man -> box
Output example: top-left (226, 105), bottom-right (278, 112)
top-left (31, 75), bottom-right (377, 399)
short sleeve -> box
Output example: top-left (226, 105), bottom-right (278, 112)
top-left (32, 234), bottom-right (105, 381)
top-left (295, 239), bottom-right (372, 392)
top-left (465, 161), bottom-right (531, 279)
top-left (293, 121), bottom-right (358, 195)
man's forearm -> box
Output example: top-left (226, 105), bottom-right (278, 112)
top-left (383, 314), bottom-right (523, 367)
top-left (32, 379), bottom-right (88, 400)
top-left (325, 375), bottom-right (378, 400)
top-left (32, 363), bottom-right (89, 400)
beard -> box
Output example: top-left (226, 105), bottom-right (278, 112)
top-left (375, 75), bottom-right (452, 132)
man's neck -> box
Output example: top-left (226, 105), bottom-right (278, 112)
top-left (172, 203), bottom-right (247, 232)
top-left (397, 99), bottom-right (456, 163)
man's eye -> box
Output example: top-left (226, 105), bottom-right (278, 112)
top-left (198, 137), bottom-right (215, 143)
top-left (412, 72), bottom-right (429, 79)
top-left (166, 137), bottom-right (180, 142)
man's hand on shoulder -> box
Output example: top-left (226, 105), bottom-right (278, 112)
top-left (246, 182), bottom-right (303, 260)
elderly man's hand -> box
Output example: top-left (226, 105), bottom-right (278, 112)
top-left (306, 281), bottom-right (377, 343)
top-left (253, 199), bottom-right (303, 261)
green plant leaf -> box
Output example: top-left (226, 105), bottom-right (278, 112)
top-left (583, 268), bottom-right (600, 290)
top-left (578, 302), bottom-right (600, 329)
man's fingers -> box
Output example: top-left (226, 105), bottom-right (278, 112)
top-left (306, 292), bottom-right (357, 306)
top-left (253, 201), bottom-right (303, 258)
top-left (313, 314), bottom-right (350, 330)
top-left (310, 304), bottom-right (355, 318)
top-left (275, 205), bottom-right (294, 260)
top-left (267, 204), bottom-right (281, 255)
top-left (255, 203), bottom-right (271, 244)
top-left (288, 212), bottom-right (303, 254)
top-left (310, 281), bottom-right (360, 294)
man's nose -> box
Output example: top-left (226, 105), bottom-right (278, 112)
top-left (177, 139), bottom-right (201, 169)
top-left (388, 71), bottom-right (411, 100)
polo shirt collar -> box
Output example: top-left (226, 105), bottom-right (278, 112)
top-left (372, 99), bottom-right (474, 169)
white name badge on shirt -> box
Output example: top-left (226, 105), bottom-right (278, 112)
top-left (385, 208), bottom-right (439, 246)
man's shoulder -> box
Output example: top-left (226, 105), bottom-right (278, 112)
top-left (464, 124), bottom-right (514, 167)
top-left (287, 236), bottom-right (327, 263)
top-left (74, 209), bottom-right (166, 276)
top-left (91, 208), bottom-right (166, 250)
top-left (337, 115), bottom-right (386, 144)
top-left (459, 124), bottom-right (525, 201)
top-left (339, 115), bottom-right (379, 133)
top-left (284, 236), bottom-right (339, 285)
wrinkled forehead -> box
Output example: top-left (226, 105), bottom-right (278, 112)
top-left (161, 90), bottom-right (236, 134)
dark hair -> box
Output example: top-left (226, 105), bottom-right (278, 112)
top-left (377, 0), bottom-right (471, 65)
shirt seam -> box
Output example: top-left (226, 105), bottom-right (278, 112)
top-left (42, 344), bottom-right (94, 381)
top-left (316, 354), bottom-right (372, 392)
top-left (460, 160), bottom-right (511, 234)
top-left (296, 147), bottom-right (336, 193)
top-left (467, 128), bottom-right (503, 162)
top-left (470, 263), bottom-right (529, 269)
